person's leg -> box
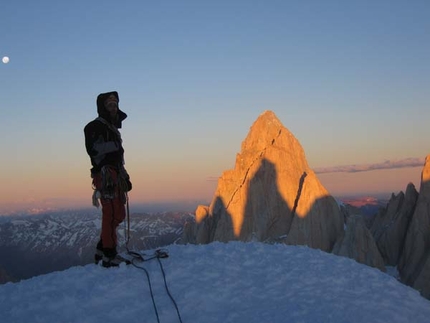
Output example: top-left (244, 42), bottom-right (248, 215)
top-left (93, 171), bottom-right (119, 264)
top-left (92, 173), bottom-right (105, 264)
top-left (110, 194), bottom-right (126, 247)
top-left (99, 168), bottom-right (126, 267)
top-left (100, 197), bottom-right (116, 250)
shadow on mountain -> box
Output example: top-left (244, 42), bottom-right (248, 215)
top-left (240, 158), bottom-right (292, 242)
top-left (397, 178), bottom-right (430, 293)
top-left (370, 183), bottom-right (418, 266)
top-left (210, 196), bottom-right (235, 242)
top-left (197, 157), bottom-right (341, 252)
top-left (188, 196), bottom-right (235, 244)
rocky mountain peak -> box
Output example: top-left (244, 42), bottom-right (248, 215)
top-left (241, 110), bottom-right (287, 149)
top-left (239, 110), bottom-right (308, 167)
top-left (183, 110), bottom-right (343, 252)
top-left (370, 182), bottom-right (418, 266)
top-left (422, 155), bottom-right (430, 190)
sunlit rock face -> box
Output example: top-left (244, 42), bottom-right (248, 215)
top-left (370, 183), bottom-right (418, 266)
top-left (187, 110), bottom-right (343, 252)
top-left (333, 214), bottom-right (386, 272)
top-left (399, 155), bottom-right (430, 291)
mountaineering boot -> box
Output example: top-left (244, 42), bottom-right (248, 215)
top-left (102, 254), bottom-right (131, 268)
top-left (95, 249), bottom-right (103, 264)
top-left (102, 247), bottom-right (130, 268)
top-left (94, 240), bottom-right (104, 264)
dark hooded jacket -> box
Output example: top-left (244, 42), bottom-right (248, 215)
top-left (84, 91), bottom-right (127, 174)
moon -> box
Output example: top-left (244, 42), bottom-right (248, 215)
top-left (2, 56), bottom-right (10, 64)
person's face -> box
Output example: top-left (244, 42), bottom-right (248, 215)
top-left (104, 94), bottom-right (118, 115)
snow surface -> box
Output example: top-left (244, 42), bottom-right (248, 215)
top-left (1, 241), bottom-right (429, 323)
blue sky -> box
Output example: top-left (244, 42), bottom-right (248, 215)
top-left (1, 0), bottom-right (429, 212)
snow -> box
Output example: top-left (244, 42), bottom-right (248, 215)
top-left (10, 220), bottom-right (31, 226)
top-left (386, 265), bottom-right (400, 280)
top-left (67, 231), bottom-right (79, 246)
top-left (1, 241), bottom-right (429, 323)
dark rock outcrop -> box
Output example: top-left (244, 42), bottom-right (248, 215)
top-left (333, 215), bottom-right (386, 272)
top-left (414, 253), bottom-right (430, 299)
top-left (398, 155), bottom-right (430, 292)
top-left (370, 183), bottom-right (418, 266)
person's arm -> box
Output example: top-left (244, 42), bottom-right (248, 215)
top-left (84, 122), bottom-right (120, 165)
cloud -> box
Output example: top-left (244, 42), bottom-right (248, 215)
top-left (314, 157), bottom-right (425, 174)
top-left (206, 176), bottom-right (219, 182)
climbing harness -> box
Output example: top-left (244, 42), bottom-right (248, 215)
top-left (92, 164), bottom-right (131, 207)
top-left (101, 166), bottom-right (116, 199)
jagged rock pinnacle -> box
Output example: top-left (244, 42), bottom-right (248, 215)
top-left (183, 110), bottom-right (344, 252)
top-left (398, 154), bottom-right (430, 295)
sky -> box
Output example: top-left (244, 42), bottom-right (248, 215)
top-left (1, 241), bottom-right (430, 323)
top-left (1, 0), bottom-right (429, 213)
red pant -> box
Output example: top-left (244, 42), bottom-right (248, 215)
top-left (93, 168), bottom-right (126, 249)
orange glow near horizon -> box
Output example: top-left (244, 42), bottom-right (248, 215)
top-left (318, 167), bottom-right (422, 197)
top-left (0, 165), bottom-right (423, 214)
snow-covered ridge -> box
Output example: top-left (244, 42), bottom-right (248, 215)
top-left (0, 241), bottom-right (429, 323)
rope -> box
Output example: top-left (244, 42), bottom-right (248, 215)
top-left (130, 251), bottom-right (183, 323)
top-left (131, 258), bottom-right (161, 323)
top-left (157, 255), bottom-right (183, 323)
top-left (119, 178), bottom-right (182, 323)
top-left (124, 192), bottom-right (131, 252)
top-left (110, 201), bottom-right (116, 251)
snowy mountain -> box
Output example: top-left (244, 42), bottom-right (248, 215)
top-left (1, 241), bottom-right (429, 323)
top-left (0, 209), bottom-right (193, 283)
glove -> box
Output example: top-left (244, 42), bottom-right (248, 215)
top-left (118, 166), bottom-right (132, 192)
top-left (92, 190), bottom-right (101, 208)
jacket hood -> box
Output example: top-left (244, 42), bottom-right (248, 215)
top-left (96, 91), bottom-right (127, 128)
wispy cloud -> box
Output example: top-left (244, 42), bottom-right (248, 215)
top-left (206, 176), bottom-right (219, 182)
top-left (314, 157), bottom-right (425, 174)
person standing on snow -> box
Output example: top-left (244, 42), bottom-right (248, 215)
top-left (84, 91), bottom-right (132, 268)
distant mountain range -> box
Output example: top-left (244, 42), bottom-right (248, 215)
top-left (337, 195), bottom-right (389, 216)
top-left (0, 209), bottom-right (193, 284)
top-left (0, 195), bottom-right (387, 285)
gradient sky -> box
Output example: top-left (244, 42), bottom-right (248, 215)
top-left (1, 0), bottom-right (429, 213)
